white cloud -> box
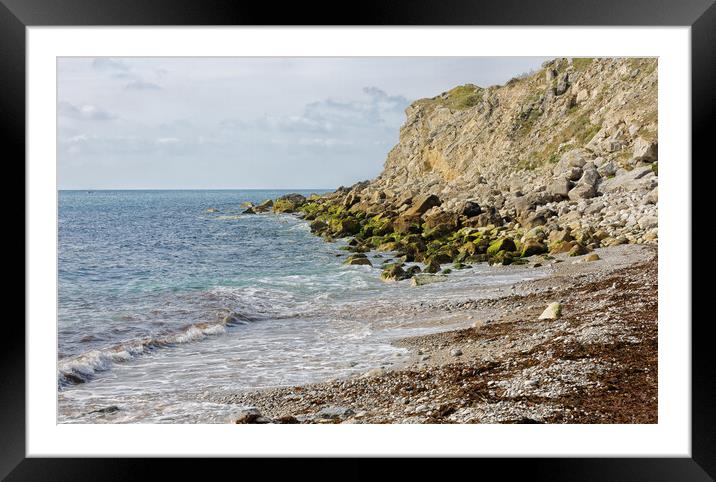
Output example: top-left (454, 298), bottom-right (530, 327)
top-left (57, 57), bottom-right (550, 189)
top-left (297, 138), bottom-right (354, 147)
top-left (125, 80), bottom-right (162, 91)
top-left (58, 102), bottom-right (116, 121)
top-left (91, 58), bottom-right (129, 72)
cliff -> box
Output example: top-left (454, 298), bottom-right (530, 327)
top-left (373, 57), bottom-right (657, 213)
top-left (266, 57), bottom-right (659, 277)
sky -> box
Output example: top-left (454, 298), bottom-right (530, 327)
top-left (57, 57), bottom-right (550, 190)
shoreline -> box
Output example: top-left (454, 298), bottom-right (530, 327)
top-left (209, 243), bottom-right (657, 424)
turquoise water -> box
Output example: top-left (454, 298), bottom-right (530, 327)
top-left (59, 189), bottom-right (331, 361)
top-left (58, 190), bottom-right (541, 423)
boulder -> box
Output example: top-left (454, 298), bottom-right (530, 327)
top-left (523, 226), bottom-right (547, 241)
top-left (550, 240), bottom-right (581, 254)
top-left (403, 194), bottom-right (441, 217)
top-left (599, 166), bottom-right (657, 193)
top-left (568, 183), bottom-right (597, 200)
top-left (279, 193), bottom-right (306, 205)
top-left (344, 255), bottom-right (372, 267)
top-left (520, 211), bottom-right (548, 230)
top-left (557, 148), bottom-right (590, 170)
top-left (597, 161), bottom-right (617, 178)
top-left (538, 302), bottom-right (562, 320)
top-left (458, 200), bottom-right (482, 217)
top-left (548, 228), bottom-right (573, 246)
top-left (423, 258), bottom-right (442, 273)
top-left (395, 191), bottom-right (414, 207)
top-left (564, 166), bottom-right (584, 182)
top-left (380, 264), bottom-right (410, 282)
top-left (555, 73), bottom-right (569, 95)
top-left (568, 243), bottom-right (589, 256)
top-left (393, 214), bottom-right (422, 234)
top-left (520, 240), bottom-right (547, 257)
top-left (330, 218), bottom-right (361, 237)
top-left (362, 368), bottom-right (386, 378)
top-left (632, 137), bottom-right (658, 163)
top-left (487, 237), bottom-right (516, 256)
top-left (464, 211), bottom-right (501, 228)
top-left (637, 216), bottom-right (658, 230)
top-left (316, 406), bottom-right (355, 420)
top-left (234, 408), bottom-right (264, 424)
top-left (309, 220), bottom-right (328, 234)
top-left (342, 193), bottom-right (360, 209)
top-left (253, 199), bottom-right (274, 212)
top-left (423, 210), bottom-right (459, 231)
top-left (273, 194), bottom-right (307, 213)
top-left (410, 274), bottom-right (448, 286)
top-left (579, 168), bottom-right (600, 187)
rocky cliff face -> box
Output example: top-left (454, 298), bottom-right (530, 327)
top-left (372, 57), bottom-right (657, 227)
top-left (267, 58), bottom-right (658, 277)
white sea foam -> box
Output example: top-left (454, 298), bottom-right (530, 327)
top-left (58, 312), bottom-right (248, 388)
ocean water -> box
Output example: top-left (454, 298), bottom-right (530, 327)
top-left (58, 190), bottom-right (543, 423)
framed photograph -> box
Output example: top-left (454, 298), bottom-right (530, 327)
top-left (6, 0), bottom-right (712, 478)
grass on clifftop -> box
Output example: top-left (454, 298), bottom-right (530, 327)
top-left (415, 84), bottom-right (484, 112)
top-left (572, 58), bottom-right (594, 72)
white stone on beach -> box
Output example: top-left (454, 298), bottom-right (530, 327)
top-left (538, 302), bottom-right (562, 320)
top-left (362, 367), bottom-right (385, 378)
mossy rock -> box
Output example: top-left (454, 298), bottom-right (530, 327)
top-left (490, 250), bottom-right (515, 266)
top-left (487, 237), bottom-right (516, 256)
top-left (441, 268), bottom-right (453, 274)
top-left (397, 253), bottom-right (415, 262)
top-left (362, 215), bottom-right (394, 237)
top-left (422, 223), bottom-right (454, 240)
top-left (344, 255), bottom-right (372, 267)
top-left (520, 240), bottom-right (548, 257)
top-left (329, 218), bottom-right (361, 237)
top-left (380, 264), bottom-right (410, 282)
top-left (309, 220), bottom-right (328, 234)
top-left (550, 240), bottom-right (581, 254)
top-left (377, 241), bottom-right (401, 252)
top-left (424, 259), bottom-right (441, 273)
top-left (466, 254), bottom-right (489, 264)
top-left (430, 252), bottom-right (454, 264)
top-left (273, 199), bottom-right (298, 213)
top-left (459, 241), bottom-right (477, 257)
top-left (568, 243), bottom-right (589, 257)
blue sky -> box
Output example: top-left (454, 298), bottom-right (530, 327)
top-left (57, 57), bottom-right (549, 190)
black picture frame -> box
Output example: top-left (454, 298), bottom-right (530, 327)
top-left (4, 0), bottom-right (711, 479)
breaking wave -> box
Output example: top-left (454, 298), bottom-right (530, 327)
top-left (57, 311), bottom-right (256, 389)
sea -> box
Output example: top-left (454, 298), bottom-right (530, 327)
top-left (58, 189), bottom-right (542, 423)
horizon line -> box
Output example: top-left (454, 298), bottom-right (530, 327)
top-left (57, 187), bottom-right (336, 192)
